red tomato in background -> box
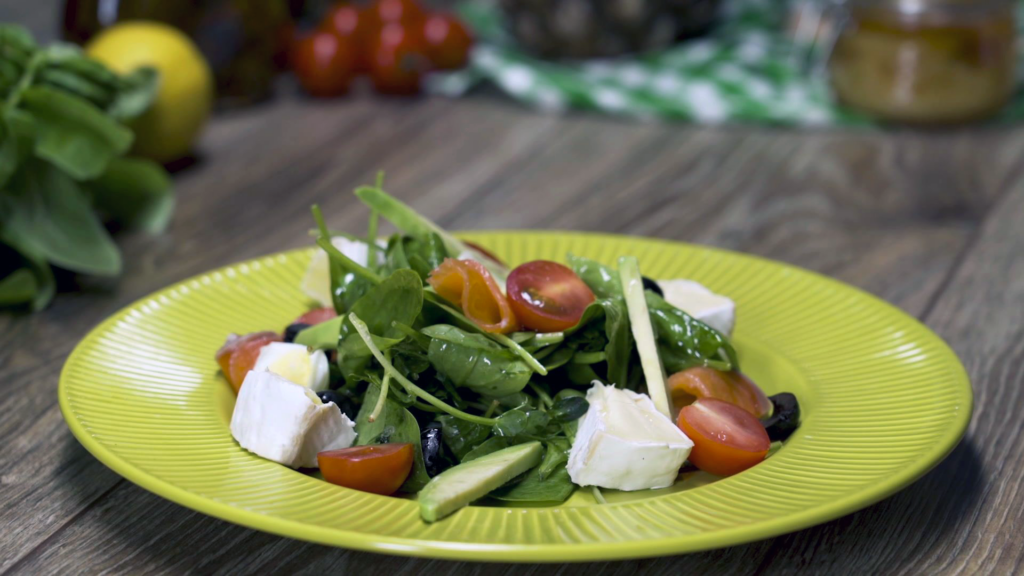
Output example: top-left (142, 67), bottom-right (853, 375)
top-left (422, 13), bottom-right (472, 70)
top-left (668, 367), bottom-right (772, 418)
top-left (294, 307), bottom-right (338, 326)
top-left (677, 398), bottom-right (771, 476)
top-left (368, 22), bottom-right (431, 95)
top-left (215, 331), bottom-right (281, 393)
top-left (291, 30), bottom-right (355, 97)
top-left (368, 0), bottom-right (425, 25)
top-left (319, 3), bottom-right (374, 72)
top-left (506, 260), bottom-right (595, 333)
top-left (318, 443), bottom-right (415, 495)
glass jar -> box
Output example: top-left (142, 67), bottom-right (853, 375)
top-left (829, 0), bottom-right (1017, 124)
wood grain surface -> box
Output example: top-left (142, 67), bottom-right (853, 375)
top-left (3, 3), bottom-right (1024, 574)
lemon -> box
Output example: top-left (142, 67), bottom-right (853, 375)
top-left (87, 22), bottom-right (214, 163)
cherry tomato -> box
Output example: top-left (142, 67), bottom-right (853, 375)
top-left (368, 22), bottom-right (431, 95)
top-left (677, 398), bottom-right (771, 476)
top-left (506, 260), bottom-right (595, 333)
top-left (368, 0), bottom-right (424, 25)
top-left (668, 367), bottom-right (772, 418)
top-left (422, 13), bottom-right (472, 70)
top-left (290, 30), bottom-right (355, 97)
top-left (319, 3), bottom-right (374, 72)
top-left (318, 443), bottom-right (414, 495)
top-left (428, 258), bottom-right (519, 334)
top-left (215, 332), bottom-right (281, 393)
top-left (294, 307), bottom-right (338, 326)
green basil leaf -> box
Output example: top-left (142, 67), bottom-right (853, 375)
top-left (0, 24), bottom-right (37, 54)
top-left (37, 67), bottom-right (114, 109)
top-left (87, 156), bottom-right (173, 233)
top-left (0, 268), bottom-right (35, 305)
top-left (108, 67), bottom-right (159, 122)
top-left (0, 116), bottom-right (16, 188)
top-left (0, 159), bottom-right (121, 275)
top-left (354, 382), bottom-right (430, 492)
top-left (19, 85), bottom-right (132, 180)
top-left (423, 324), bottom-right (532, 396)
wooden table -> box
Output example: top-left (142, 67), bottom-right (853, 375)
top-left (5, 5), bottom-right (1024, 574)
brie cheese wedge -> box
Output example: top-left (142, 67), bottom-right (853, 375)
top-left (230, 371), bottom-right (356, 468)
top-left (567, 382), bottom-right (693, 491)
top-left (253, 342), bottom-right (330, 392)
top-left (656, 279), bottom-right (736, 335)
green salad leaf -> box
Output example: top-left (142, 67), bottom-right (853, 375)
top-left (355, 383), bottom-right (431, 492)
top-left (646, 290), bottom-right (739, 372)
top-left (423, 324), bottom-right (533, 396)
top-left (87, 156), bottom-right (174, 233)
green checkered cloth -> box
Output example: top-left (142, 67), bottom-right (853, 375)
top-left (428, 0), bottom-right (1024, 125)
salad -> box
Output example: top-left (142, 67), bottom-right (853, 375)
top-left (216, 176), bottom-right (801, 522)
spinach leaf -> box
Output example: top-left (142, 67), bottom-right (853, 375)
top-left (549, 396), bottom-right (589, 423)
top-left (438, 414), bottom-right (491, 461)
top-left (19, 85), bottom-right (132, 180)
top-left (0, 159), bottom-right (120, 275)
top-left (355, 383), bottom-right (430, 492)
top-left (336, 269), bottom-right (423, 379)
top-left (563, 296), bottom-right (632, 388)
top-left (337, 333), bottom-right (402, 382)
top-left (87, 156), bottom-right (173, 233)
top-left (645, 290), bottom-right (739, 372)
top-left (537, 438), bottom-right (571, 479)
top-left (493, 408), bottom-right (550, 439)
top-left (489, 465), bottom-right (574, 503)
top-left (541, 346), bottom-right (574, 371)
top-left (462, 437), bottom-right (510, 462)
top-left (567, 254), bottom-right (621, 299)
top-left (554, 389), bottom-right (586, 442)
top-left (423, 324), bottom-right (533, 396)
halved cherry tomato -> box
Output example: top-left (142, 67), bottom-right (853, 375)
top-left (422, 13), bottom-right (472, 70)
top-left (368, 22), bottom-right (431, 95)
top-left (215, 332), bottom-right (281, 393)
top-left (668, 367), bottom-right (771, 418)
top-left (294, 307), bottom-right (338, 326)
top-left (427, 258), bottom-right (518, 334)
top-left (319, 3), bottom-right (375, 72)
top-left (506, 260), bottom-right (595, 333)
top-left (318, 443), bottom-right (414, 495)
top-left (368, 0), bottom-right (424, 25)
top-left (677, 398), bottom-right (771, 476)
top-left (290, 30), bottom-right (355, 97)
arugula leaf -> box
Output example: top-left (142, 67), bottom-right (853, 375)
top-left (355, 184), bottom-right (509, 284)
top-left (0, 159), bottom-right (120, 275)
top-left (87, 156), bottom-right (174, 233)
top-left (355, 382), bottom-right (430, 492)
top-left (422, 324), bottom-right (533, 396)
top-left (19, 85), bottom-right (132, 180)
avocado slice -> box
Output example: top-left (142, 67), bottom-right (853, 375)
top-left (418, 441), bottom-right (543, 522)
top-left (294, 315), bottom-right (344, 349)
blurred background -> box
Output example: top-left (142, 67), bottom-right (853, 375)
top-left (1, 0), bottom-right (1021, 309)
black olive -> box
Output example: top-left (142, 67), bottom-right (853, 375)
top-left (761, 392), bottom-right (800, 442)
top-left (642, 276), bottom-right (663, 296)
top-left (316, 389), bottom-right (358, 421)
top-left (421, 422), bottom-right (451, 477)
top-left (283, 322), bottom-right (312, 343)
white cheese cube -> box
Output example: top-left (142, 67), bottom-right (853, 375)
top-left (567, 382), bottom-right (693, 491)
top-left (230, 371), bottom-right (356, 468)
top-left (656, 279), bottom-right (736, 335)
top-left (302, 237), bottom-right (386, 307)
top-left (253, 342), bottom-right (330, 391)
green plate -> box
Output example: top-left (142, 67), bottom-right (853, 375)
top-left (60, 232), bottom-right (971, 562)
